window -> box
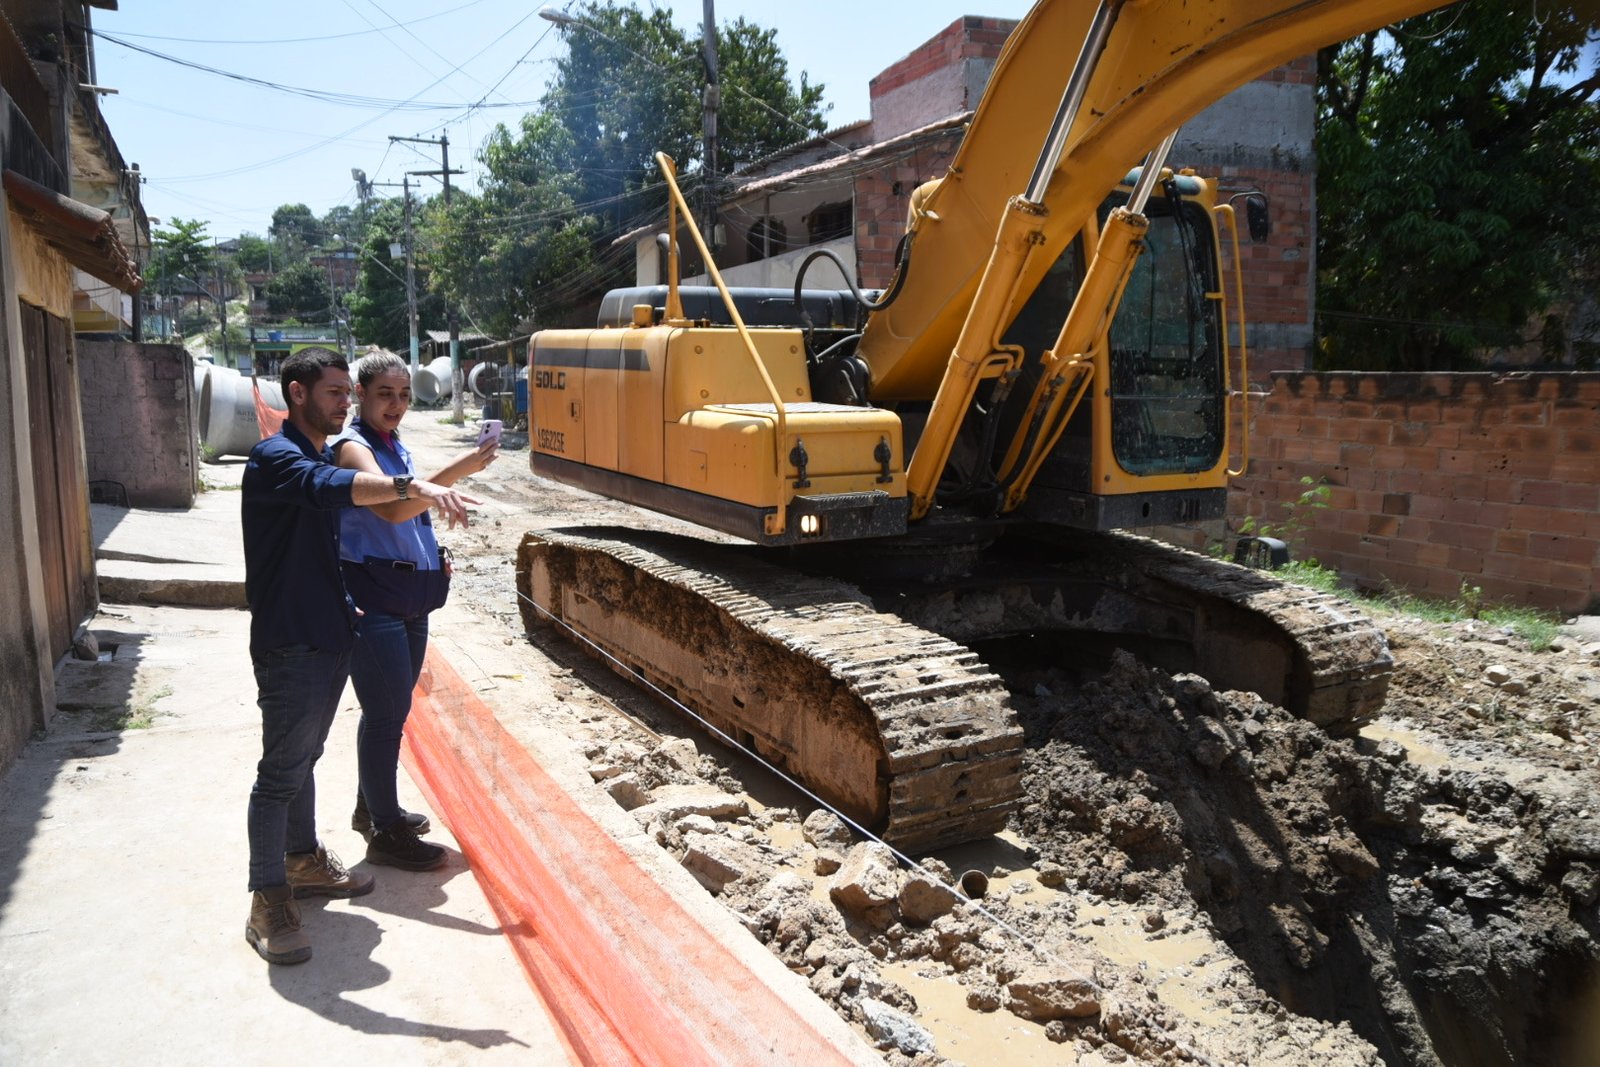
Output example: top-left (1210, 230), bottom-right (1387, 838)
top-left (806, 201), bottom-right (852, 245)
top-left (746, 217), bottom-right (788, 262)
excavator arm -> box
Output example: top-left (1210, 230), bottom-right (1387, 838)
top-left (863, 0), bottom-right (1458, 514)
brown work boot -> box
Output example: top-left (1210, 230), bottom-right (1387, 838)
top-left (285, 845), bottom-right (376, 899)
top-left (246, 885), bottom-right (311, 965)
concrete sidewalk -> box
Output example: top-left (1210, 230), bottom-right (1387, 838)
top-left (3, 452), bottom-right (570, 1064)
top-left (2, 464), bottom-right (875, 1066)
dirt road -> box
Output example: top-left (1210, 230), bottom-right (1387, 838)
top-left (406, 408), bottom-right (1600, 1067)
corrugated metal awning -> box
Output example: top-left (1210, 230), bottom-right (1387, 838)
top-left (4, 170), bottom-right (141, 292)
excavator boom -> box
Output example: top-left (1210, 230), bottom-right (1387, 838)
top-left (862, 0), bottom-right (1457, 402)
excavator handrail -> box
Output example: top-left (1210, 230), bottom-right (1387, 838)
top-left (1215, 202), bottom-right (1250, 477)
top-left (655, 152), bottom-right (791, 535)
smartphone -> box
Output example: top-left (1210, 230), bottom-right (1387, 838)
top-left (477, 418), bottom-right (503, 447)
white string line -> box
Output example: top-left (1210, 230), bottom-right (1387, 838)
top-left (507, 573), bottom-right (1231, 1067)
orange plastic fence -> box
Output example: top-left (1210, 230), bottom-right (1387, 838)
top-left (251, 377), bottom-right (285, 439)
top-left (402, 648), bottom-right (863, 1067)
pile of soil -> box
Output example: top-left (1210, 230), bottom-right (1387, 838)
top-left (418, 417), bottom-right (1600, 1066)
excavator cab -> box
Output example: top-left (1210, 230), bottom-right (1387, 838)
top-left (1002, 171), bottom-right (1237, 531)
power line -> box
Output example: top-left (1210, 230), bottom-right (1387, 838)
top-left (111, 95), bottom-right (391, 144)
top-left (88, 0), bottom-right (496, 46)
top-left (92, 29), bottom-right (541, 112)
top-left (344, 0), bottom-right (496, 97)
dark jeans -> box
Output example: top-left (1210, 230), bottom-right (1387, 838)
top-left (349, 610), bottom-right (429, 834)
top-left (247, 644), bottom-right (351, 891)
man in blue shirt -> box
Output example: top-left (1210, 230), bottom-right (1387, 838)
top-left (241, 346), bottom-right (473, 965)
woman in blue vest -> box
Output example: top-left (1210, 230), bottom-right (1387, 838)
top-left (333, 351), bottom-right (498, 870)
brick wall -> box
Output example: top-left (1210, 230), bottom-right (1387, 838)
top-left (869, 17), bottom-right (1017, 101)
top-left (78, 340), bottom-right (198, 508)
top-left (1193, 55), bottom-right (1318, 379)
top-left (1231, 372), bottom-right (1600, 615)
top-left (853, 128), bottom-right (965, 288)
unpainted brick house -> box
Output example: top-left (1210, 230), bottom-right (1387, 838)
top-left (628, 14), bottom-right (1320, 379)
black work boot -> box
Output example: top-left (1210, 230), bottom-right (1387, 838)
top-left (366, 822), bottom-right (447, 871)
top-left (352, 791), bottom-right (431, 842)
top-left (246, 885), bottom-right (311, 965)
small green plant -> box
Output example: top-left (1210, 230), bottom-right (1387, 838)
top-left (1238, 475), bottom-right (1331, 555)
top-left (1481, 605), bottom-right (1560, 651)
top-left (1276, 558), bottom-right (1343, 593)
top-left (1265, 563), bottom-right (1561, 651)
top-left (70, 684), bottom-right (174, 732)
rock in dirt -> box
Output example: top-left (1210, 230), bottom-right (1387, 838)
top-left (1005, 965), bottom-right (1102, 1021)
top-left (803, 808), bottom-right (855, 848)
top-left (830, 842), bottom-right (902, 925)
top-left (898, 871), bottom-right (962, 925)
top-left (680, 831), bottom-right (766, 893)
top-left (857, 997), bottom-right (936, 1055)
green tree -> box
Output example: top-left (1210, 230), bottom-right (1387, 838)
top-left (321, 202), bottom-right (375, 247)
top-left (265, 261), bottom-right (333, 319)
top-left (270, 203), bottom-right (321, 262)
top-left (421, 2), bottom-right (826, 333)
top-left (421, 112), bottom-right (601, 334)
top-left (148, 217), bottom-right (211, 290)
top-left (348, 198), bottom-right (445, 351)
top-left (231, 233), bottom-right (273, 273)
top-left (714, 17), bottom-right (828, 166)
top-left (1316, 3), bottom-right (1600, 370)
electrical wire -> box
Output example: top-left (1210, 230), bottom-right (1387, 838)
top-left (345, 0), bottom-right (495, 97)
top-left (92, 29), bottom-right (543, 112)
top-left (82, 0), bottom-right (497, 46)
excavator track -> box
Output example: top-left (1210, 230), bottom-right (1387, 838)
top-left (834, 526), bottom-right (1394, 733)
top-left (516, 528), bottom-right (1026, 853)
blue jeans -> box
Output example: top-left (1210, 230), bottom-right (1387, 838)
top-left (247, 645), bottom-right (351, 891)
top-left (349, 610), bottom-right (429, 834)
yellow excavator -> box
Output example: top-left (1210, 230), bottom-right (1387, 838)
top-left (518, 0), bottom-right (1456, 850)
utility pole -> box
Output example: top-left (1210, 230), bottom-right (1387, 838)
top-left (392, 133), bottom-right (466, 420)
top-left (213, 239), bottom-right (229, 369)
top-left (340, 234), bottom-right (356, 360)
top-left (374, 175), bottom-right (422, 378)
top-left (401, 176), bottom-right (419, 379)
top-left (701, 0), bottom-right (719, 248)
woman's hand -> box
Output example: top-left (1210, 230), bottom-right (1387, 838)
top-left (456, 439), bottom-right (500, 476)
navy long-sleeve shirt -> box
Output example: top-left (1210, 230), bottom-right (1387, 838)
top-left (241, 422), bottom-right (360, 658)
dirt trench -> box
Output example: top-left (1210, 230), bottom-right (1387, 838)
top-left (998, 648), bottom-right (1600, 1066)
top-left (417, 419), bottom-right (1600, 1066)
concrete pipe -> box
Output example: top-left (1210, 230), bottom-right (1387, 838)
top-left (199, 365), bottom-right (285, 459)
top-left (412, 356), bottom-right (454, 405)
top-left (192, 360), bottom-right (211, 405)
top-left (467, 360), bottom-right (499, 400)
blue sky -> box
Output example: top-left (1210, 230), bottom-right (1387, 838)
top-left (92, 1), bottom-right (1033, 240)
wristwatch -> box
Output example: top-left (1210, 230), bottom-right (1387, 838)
top-left (393, 474), bottom-right (413, 500)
